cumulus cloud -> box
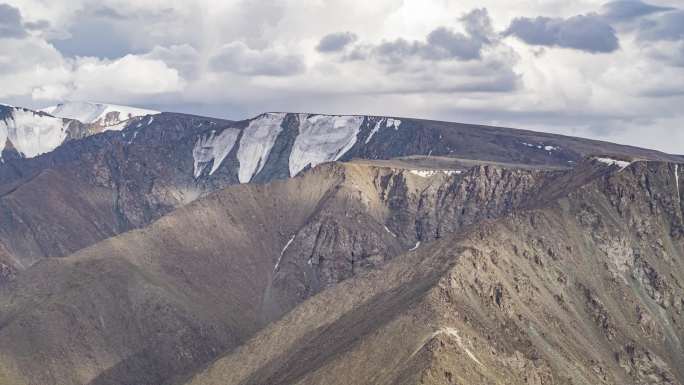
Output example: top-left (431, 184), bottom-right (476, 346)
top-left (601, 0), bottom-right (674, 22)
top-left (27, 54), bottom-right (186, 103)
top-left (316, 32), bottom-right (357, 53)
top-left (504, 14), bottom-right (619, 53)
top-left (0, 3), bottom-right (27, 38)
top-left (0, 37), bottom-right (67, 98)
top-left (71, 55), bottom-right (184, 96)
top-left (359, 8), bottom-right (496, 63)
top-left (209, 41), bottom-right (305, 76)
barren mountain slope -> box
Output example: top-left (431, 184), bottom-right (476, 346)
top-left (1, 110), bottom-right (681, 275)
top-left (0, 112), bottom-right (230, 272)
top-left (187, 161), bottom-right (684, 385)
top-left (0, 159), bottom-right (579, 385)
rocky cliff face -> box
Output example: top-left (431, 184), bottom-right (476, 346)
top-left (266, 163), bottom-right (557, 318)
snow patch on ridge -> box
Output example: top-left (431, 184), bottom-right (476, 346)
top-left (0, 108), bottom-right (69, 158)
top-left (365, 117), bottom-right (402, 144)
top-left (192, 128), bottom-right (240, 178)
top-left (42, 101), bottom-right (159, 130)
top-left (409, 169), bottom-right (461, 178)
top-left (595, 157), bottom-right (631, 170)
top-left (289, 114), bottom-right (364, 177)
top-left (237, 113), bottom-right (286, 183)
top-left (386, 118), bottom-right (401, 129)
top-left (521, 142), bottom-right (559, 152)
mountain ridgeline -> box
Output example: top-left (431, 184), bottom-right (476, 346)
top-left (0, 102), bottom-right (682, 385)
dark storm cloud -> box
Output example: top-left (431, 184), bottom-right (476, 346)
top-left (504, 14), bottom-right (619, 53)
top-left (601, 0), bottom-right (674, 22)
top-left (209, 42), bottom-right (305, 76)
top-left (638, 10), bottom-right (684, 41)
top-left (0, 3), bottom-right (27, 39)
top-left (316, 32), bottom-right (358, 53)
top-left (372, 8), bottom-right (495, 62)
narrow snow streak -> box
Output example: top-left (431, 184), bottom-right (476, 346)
top-left (384, 225), bottom-right (397, 237)
top-left (675, 164), bottom-right (680, 201)
top-left (365, 118), bottom-right (383, 144)
top-left (365, 117), bottom-right (401, 144)
top-left (409, 241), bottom-right (421, 251)
top-left (274, 235), bottom-right (296, 272)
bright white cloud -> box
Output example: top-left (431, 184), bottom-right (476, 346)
top-left (68, 55), bottom-right (185, 99)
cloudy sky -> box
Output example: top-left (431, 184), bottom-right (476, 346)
top-left (1, 0), bottom-right (683, 153)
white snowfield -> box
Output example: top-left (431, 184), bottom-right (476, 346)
top-left (42, 101), bottom-right (159, 130)
top-left (289, 114), bottom-right (365, 177)
top-left (192, 113), bottom-right (407, 181)
top-left (0, 107), bottom-right (70, 159)
top-left (237, 113), bottom-right (286, 183)
top-left (192, 128), bottom-right (240, 178)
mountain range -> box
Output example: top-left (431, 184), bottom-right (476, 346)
top-left (0, 101), bottom-right (682, 385)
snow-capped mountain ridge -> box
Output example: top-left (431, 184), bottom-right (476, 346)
top-left (0, 104), bottom-right (76, 160)
top-left (41, 101), bottom-right (159, 130)
top-left (192, 113), bottom-right (403, 182)
top-left (0, 102), bottom-right (160, 161)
